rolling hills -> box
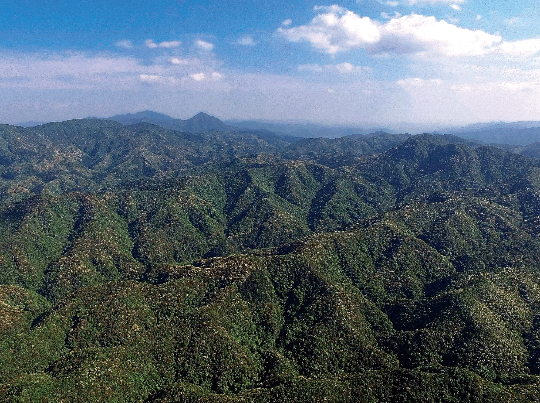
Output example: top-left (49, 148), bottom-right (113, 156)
top-left (2, 116), bottom-right (540, 401)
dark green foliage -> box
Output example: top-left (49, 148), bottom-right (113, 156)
top-left (4, 123), bottom-right (540, 401)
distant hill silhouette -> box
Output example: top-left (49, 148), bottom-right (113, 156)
top-left (109, 110), bottom-right (231, 132)
top-left (448, 122), bottom-right (540, 145)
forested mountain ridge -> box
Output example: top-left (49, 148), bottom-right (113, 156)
top-left (3, 118), bottom-right (540, 401)
top-left (0, 118), bottom-right (295, 204)
top-left (109, 111), bottom-right (232, 133)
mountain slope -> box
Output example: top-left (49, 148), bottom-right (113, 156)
top-left (3, 123), bottom-right (540, 401)
top-left (0, 119), bottom-right (296, 204)
top-left (4, 197), bottom-right (540, 401)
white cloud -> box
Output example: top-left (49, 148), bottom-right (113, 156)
top-left (450, 4), bottom-right (461, 11)
top-left (160, 41), bottom-right (182, 48)
top-left (195, 39), bottom-right (214, 51)
top-left (0, 50), bottom-right (228, 94)
top-left (278, 6), bottom-right (381, 54)
top-left (282, 19), bottom-right (293, 26)
top-left (0, 53), bottom-right (144, 90)
top-left (298, 62), bottom-right (369, 74)
top-left (279, 7), bottom-right (506, 57)
top-left (189, 71), bottom-right (224, 81)
top-left (237, 35), bottom-right (256, 46)
top-left (190, 72), bottom-right (206, 81)
top-left (381, 14), bottom-right (499, 58)
top-left (115, 40), bottom-right (133, 49)
top-left (170, 57), bottom-right (190, 65)
top-left (335, 62), bottom-right (363, 73)
top-left (145, 39), bottom-right (181, 49)
top-left (145, 40), bottom-right (159, 49)
top-left (498, 39), bottom-right (540, 58)
top-left (386, 1), bottom-right (399, 6)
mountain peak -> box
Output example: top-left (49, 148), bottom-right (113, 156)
top-left (193, 111), bottom-right (212, 118)
top-left (184, 112), bottom-right (228, 131)
top-left (107, 110), bottom-right (229, 132)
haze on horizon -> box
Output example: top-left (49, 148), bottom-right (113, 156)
top-left (0, 0), bottom-right (539, 128)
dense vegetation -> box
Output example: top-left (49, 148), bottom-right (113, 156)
top-left (3, 115), bottom-right (540, 401)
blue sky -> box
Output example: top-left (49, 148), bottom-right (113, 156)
top-left (0, 0), bottom-right (539, 129)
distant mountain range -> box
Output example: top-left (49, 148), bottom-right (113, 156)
top-left (449, 125), bottom-right (540, 146)
top-left (226, 119), bottom-right (375, 138)
top-left (108, 110), bottom-right (232, 133)
top-left (109, 111), bottom-right (540, 145)
top-left (15, 110), bottom-right (540, 146)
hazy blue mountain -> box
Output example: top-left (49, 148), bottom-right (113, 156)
top-left (109, 110), bottom-right (232, 132)
top-left (445, 122), bottom-right (540, 145)
top-left (107, 110), bottom-right (178, 126)
top-left (226, 119), bottom-right (378, 138)
top-left (457, 127), bottom-right (540, 145)
top-left (449, 121), bottom-right (540, 133)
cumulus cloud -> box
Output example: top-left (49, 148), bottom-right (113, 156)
top-left (189, 71), bottom-right (223, 82)
top-left (145, 39), bottom-right (181, 49)
top-left (170, 57), bottom-right (190, 65)
top-left (237, 35), bottom-right (256, 46)
top-left (279, 7), bottom-right (539, 59)
top-left (195, 39), bottom-right (214, 51)
top-left (115, 40), bottom-right (133, 49)
top-left (377, 14), bottom-right (500, 56)
top-left (190, 72), bottom-right (206, 81)
top-left (278, 5), bottom-right (381, 54)
top-left (145, 40), bottom-right (159, 49)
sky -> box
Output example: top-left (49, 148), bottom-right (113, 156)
top-left (0, 0), bottom-right (539, 129)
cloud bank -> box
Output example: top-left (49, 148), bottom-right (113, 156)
top-left (278, 6), bottom-right (540, 58)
